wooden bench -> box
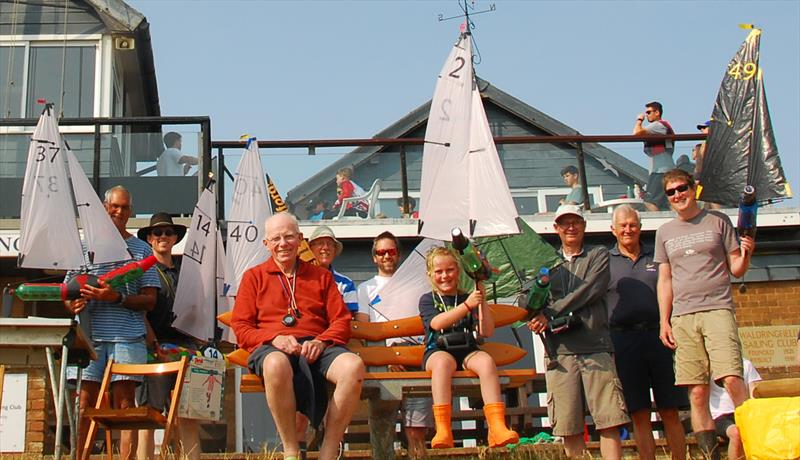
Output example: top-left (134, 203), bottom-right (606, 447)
top-left (218, 304), bottom-right (539, 459)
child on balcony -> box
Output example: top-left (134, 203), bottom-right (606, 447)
top-left (329, 166), bottom-right (369, 218)
top-left (419, 246), bottom-right (519, 448)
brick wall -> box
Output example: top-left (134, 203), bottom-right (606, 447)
top-left (5, 366), bottom-right (54, 454)
top-left (734, 280), bottom-right (800, 380)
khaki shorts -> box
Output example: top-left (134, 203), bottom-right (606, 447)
top-left (672, 309), bottom-right (744, 385)
top-left (545, 352), bottom-right (629, 436)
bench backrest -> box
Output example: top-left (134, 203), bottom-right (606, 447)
top-left (218, 303), bottom-right (529, 369)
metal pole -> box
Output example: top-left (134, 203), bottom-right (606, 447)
top-left (71, 367), bottom-right (82, 460)
top-left (576, 141), bottom-right (590, 211)
top-left (399, 146), bottom-right (409, 216)
top-left (217, 146), bottom-right (225, 220)
top-left (92, 123), bottom-right (101, 192)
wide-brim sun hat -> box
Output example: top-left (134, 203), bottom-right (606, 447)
top-left (137, 212), bottom-right (187, 243)
top-left (308, 225), bottom-right (343, 256)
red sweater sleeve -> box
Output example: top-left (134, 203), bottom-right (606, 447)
top-left (231, 266), bottom-right (273, 352)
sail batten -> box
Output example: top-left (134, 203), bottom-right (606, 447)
top-left (698, 28), bottom-right (790, 206)
top-left (418, 32), bottom-right (520, 240)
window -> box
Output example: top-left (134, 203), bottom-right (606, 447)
top-left (0, 46), bottom-right (24, 118)
top-left (0, 43), bottom-right (96, 118)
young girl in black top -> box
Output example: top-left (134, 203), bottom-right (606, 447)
top-left (419, 247), bottom-right (518, 448)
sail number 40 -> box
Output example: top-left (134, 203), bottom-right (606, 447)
top-left (728, 61), bottom-right (762, 80)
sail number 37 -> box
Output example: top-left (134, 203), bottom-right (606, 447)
top-left (728, 61), bottom-right (762, 80)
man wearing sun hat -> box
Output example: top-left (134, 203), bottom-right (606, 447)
top-left (307, 225), bottom-right (358, 314)
top-left (527, 204), bottom-right (628, 459)
top-left (135, 212), bottom-right (203, 459)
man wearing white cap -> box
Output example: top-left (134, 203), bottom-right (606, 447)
top-left (527, 204), bottom-right (629, 459)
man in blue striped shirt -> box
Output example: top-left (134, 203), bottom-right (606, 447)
top-left (308, 225), bottom-right (358, 314)
top-left (65, 186), bottom-right (160, 459)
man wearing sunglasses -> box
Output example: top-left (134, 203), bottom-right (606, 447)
top-left (654, 169), bottom-right (755, 460)
top-left (135, 213), bottom-right (202, 460)
top-left (633, 101), bottom-right (676, 211)
top-left (355, 232), bottom-right (432, 460)
top-left (232, 213), bottom-right (364, 460)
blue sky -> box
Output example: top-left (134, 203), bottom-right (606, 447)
top-left (131, 0), bottom-right (799, 206)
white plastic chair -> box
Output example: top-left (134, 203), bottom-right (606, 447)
top-left (334, 179), bottom-right (382, 219)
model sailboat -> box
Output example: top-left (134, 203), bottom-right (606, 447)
top-left (18, 105), bottom-right (131, 269)
top-left (697, 26), bottom-right (791, 206)
top-left (418, 27), bottom-right (520, 240)
top-left (171, 181), bottom-right (231, 342)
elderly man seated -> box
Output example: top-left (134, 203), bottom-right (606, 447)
top-left (232, 213), bottom-right (365, 460)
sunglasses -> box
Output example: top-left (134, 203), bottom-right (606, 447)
top-left (151, 228), bottom-right (176, 237)
top-left (645, 110), bottom-right (653, 115)
top-left (375, 248), bottom-right (397, 257)
top-left (665, 183), bottom-right (691, 197)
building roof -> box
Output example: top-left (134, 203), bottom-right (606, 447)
top-left (286, 77), bottom-right (648, 207)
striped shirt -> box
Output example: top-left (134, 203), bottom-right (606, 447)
top-left (332, 268), bottom-right (358, 313)
top-left (66, 236), bottom-right (161, 342)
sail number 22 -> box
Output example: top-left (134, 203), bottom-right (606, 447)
top-left (728, 61), bottom-right (762, 80)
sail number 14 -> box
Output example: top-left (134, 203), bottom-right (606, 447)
top-left (728, 61), bottom-right (762, 80)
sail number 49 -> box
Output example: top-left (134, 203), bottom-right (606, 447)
top-left (728, 61), bottom-right (762, 80)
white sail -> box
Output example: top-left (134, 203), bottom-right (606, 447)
top-left (18, 108), bottom-right (85, 269)
top-left (369, 238), bottom-right (442, 323)
top-left (467, 89), bottom-right (520, 236)
top-left (418, 32), bottom-right (520, 240)
top-left (66, 149), bottom-right (131, 265)
top-left (173, 184), bottom-right (219, 341)
top-left (224, 138), bottom-right (271, 297)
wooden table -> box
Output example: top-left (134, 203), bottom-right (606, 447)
top-left (0, 318), bottom-right (95, 459)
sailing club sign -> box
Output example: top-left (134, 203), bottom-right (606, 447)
top-left (0, 231), bottom-right (21, 257)
top-left (0, 230), bottom-right (186, 258)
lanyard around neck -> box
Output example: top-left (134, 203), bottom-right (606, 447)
top-left (434, 292), bottom-right (460, 313)
top-left (277, 265), bottom-right (299, 315)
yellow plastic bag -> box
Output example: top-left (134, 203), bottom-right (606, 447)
top-left (735, 397), bottom-right (800, 460)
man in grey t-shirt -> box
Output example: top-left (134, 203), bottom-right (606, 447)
top-left (633, 101), bottom-right (675, 211)
top-left (654, 169), bottom-right (755, 460)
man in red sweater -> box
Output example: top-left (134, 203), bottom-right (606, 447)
top-left (232, 213), bottom-right (364, 460)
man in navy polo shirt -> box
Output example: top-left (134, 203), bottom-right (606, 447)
top-left (606, 205), bottom-right (687, 460)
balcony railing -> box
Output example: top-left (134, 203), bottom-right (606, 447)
top-left (212, 133), bottom-right (709, 221)
top-left (0, 116), bottom-right (211, 218)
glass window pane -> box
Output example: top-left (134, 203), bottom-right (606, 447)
top-left (0, 46), bottom-right (24, 118)
top-left (26, 46), bottom-right (95, 117)
top-left (513, 196), bottom-right (539, 215)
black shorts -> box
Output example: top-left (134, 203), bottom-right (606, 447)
top-left (422, 346), bottom-right (481, 371)
top-left (645, 172), bottom-right (668, 210)
top-left (714, 413), bottom-right (735, 438)
top-left (611, 329), bottom-right (688, 413)
top-left (246, 340), bottom-right (351, 379)
top-left (136, 373), bottom-right (177, 413)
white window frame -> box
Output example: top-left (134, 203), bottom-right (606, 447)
top-left (537, 186), bottom-right (605, 212)
top-left (0, 34), bottom-right (104, 134)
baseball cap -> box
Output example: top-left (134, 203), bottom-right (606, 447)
top-left (554, 204), bottom-right (584, 223)
top-left (696, 120), bottom-right (711, 130)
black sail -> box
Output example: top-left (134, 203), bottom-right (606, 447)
top-left (698, 27), bottom-right (791, 206)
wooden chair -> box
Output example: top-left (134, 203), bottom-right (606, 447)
top-left (81, 356), bottom-right (189, 460)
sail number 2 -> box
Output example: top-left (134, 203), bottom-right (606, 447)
top-left (728, 61), bottom-right (762, 80)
